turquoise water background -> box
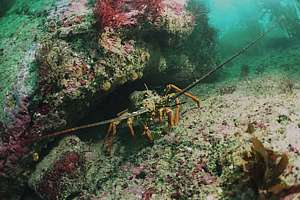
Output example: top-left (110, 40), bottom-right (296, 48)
top-left (198, 0), bottom-right (300, 81)
top-left (207, 0), bottom-right (300, 37)
top-left (202, 0), bottom-right (300, 58)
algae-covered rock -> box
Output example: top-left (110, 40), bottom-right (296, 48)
top-left (95, 28), bottom-right (150, 88)
top-left (0, 0), bottom-right (15, 17)
top-left (156, 0), bottom-right (196, 38)
top-left (140, 0), bottom-right (217, 84)
top-left (29, 136), bottom-right (87, 200)
top-left (0, 0), bottom-right (216, 197)
top-left (34, 39), bottom-right (97, 125)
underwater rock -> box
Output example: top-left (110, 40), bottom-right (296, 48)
top-left (0, 0), bottom-right (15, 17)
top-left (93, 0), bottom-right (216, 84)
top-left (29, 136), bottom-right (87, 200)
top-left (0, 96), bottom-right (32, 199)
top-left (56, 12), bottom-right (95, 38)
top-left (46, 0), bottom-right (95, 38)
top-left (96, 28), bottom-right (150, 87)
top-left (0, 0), bottom-right (216, 197)
top-left (156, 0), bottom-right (195, 37)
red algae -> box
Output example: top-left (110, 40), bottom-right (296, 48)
top-left (37, 152), bottom-right (81, 200)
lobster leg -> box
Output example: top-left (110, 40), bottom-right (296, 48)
top-left (104, 121), bottom-right (119, 155)
top-left (164, 108), bottom-right (174, 128)
top-left (166, 84), bottom-right (201, 107)
top-left (127, 117), bottom-right (135, 137)
top-left (158, 108), bottom-right (165, 123)
top-left (174, 98), bottom-right (180, 125)
top-left (107, 121), bottom-right (118, 137)
top-left (143, 124), bottom-right (153, 141)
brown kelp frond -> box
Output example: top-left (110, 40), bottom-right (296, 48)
top-left (242, 137), bottom-right (300, 199)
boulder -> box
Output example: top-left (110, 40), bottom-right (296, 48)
top-left (29, 136), bottom-right (87, 200)
top-left (0, 0), bottom-right (216, 197)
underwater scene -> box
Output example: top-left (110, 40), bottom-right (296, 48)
top-left (1, 0), bottom-right (300, 199)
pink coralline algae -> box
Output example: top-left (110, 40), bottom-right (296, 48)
top-left (164, 0), bottom-right (186, 15)
top-left (94, 0), bottom-right (164, 29)
top-left (99, 29), bottom-right (136, 56)
top-left (62, 0), bottom-right (89, 18)
top-left (0, 94), bottom-right (53, 179)
top-left (37, 152), bottom-right (81, 200)
top-left (142, 188), bottom-right (155, 200)
top-left (94, 0), bottom-right (138, 29)
top-left (0, 96), bottom-right (32, 177)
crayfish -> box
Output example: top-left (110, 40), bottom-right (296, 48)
top-left (103, 84), bottom-right (200, 150)
top-left (30, 29), bottom-right (267, 152)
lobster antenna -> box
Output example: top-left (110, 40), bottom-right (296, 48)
top-left (25, 108), bottom-right (149, 143)
top-left (24, 27), bottom-right (274, 144)
top-left (144, 83), bottom-right (149, 91)
top-left (173, 26), bottom-right (274, 100)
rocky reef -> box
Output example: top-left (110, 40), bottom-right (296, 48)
top-left (29, 136), bottom-right (87, 200)
top-left (1, 0), bottom-right (300, 199)
top-left (0, 0), bottom-right (216, 198)
top-left (0, 0), bottom-right (15, 17)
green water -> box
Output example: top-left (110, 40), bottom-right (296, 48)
top-left (201, 0), bottom-right (300, 90)
top-left (205, 0), bottom-right (300, 78)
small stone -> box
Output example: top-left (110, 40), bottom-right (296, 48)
top-left (277, 114), bottom-right (291, 124)
top-left (101, 81), bottom-right (111, 92)
top-left (246, 123), bottom-right (255, 134)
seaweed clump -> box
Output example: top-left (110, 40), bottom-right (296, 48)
top-left (93, 0), bottom-right (164, 30)
top-left (242, 138), bottom-right (300, 199)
